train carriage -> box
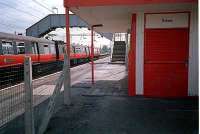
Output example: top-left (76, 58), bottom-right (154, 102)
top-left (0, 32), bottom-right (101, 88)
top-left (0, 32), bottom-right (100, 67)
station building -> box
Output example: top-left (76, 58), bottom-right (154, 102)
top-left (64, 0), bottom-right (198, 98)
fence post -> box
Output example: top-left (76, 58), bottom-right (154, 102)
top-left (24, 56), bottom-right (35, 134)
top-left (64, 53), bottom-right (71, 105)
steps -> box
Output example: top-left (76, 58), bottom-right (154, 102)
top-left (111, 41), bottom-right (126, 63)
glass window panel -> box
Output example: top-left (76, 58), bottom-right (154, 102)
top-left (16, 42), bottom-right (25, 54)
top-left (2, 41), bottom-right (14, 54)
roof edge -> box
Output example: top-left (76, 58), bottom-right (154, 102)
top-left (64, 0), bottom-right (197, 7)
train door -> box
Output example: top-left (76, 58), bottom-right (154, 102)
top-left (25, 42), bottom-right (39, 63)
top-left (87, 46), bottom-right (91, 58)
top-left (85, 47), bottom-right (89, 57)
top-left (35, 42), bottom-right (39, 62)
top-left (60, 44), bottom-right (65, 60)
top-left (38, 43), bottom-right (51, 62)
top-left (56, 41), bottom-right (65, 61)
top-left (55, 42), bottom-right (59, 60)
top-left (70, 46), bottom-right (75, 59)
top-left (49, 43), bottom-right (57, 61)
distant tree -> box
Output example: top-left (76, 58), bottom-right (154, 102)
top-left (45, 33), bottom-right (57, 40)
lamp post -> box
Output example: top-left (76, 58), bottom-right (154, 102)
top-left (91, 24), bottom-right (103, 84)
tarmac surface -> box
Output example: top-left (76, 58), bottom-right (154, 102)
top-left (44, 58), bottom-right (198, 134)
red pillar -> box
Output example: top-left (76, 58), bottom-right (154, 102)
top-left (65, 7), bottom-right (70, 57)
top-left (91, 27), bottom-right (94, 84)
top-left (128, 14), bottom-right (136, 96)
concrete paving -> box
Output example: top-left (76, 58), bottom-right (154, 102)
top-left (44, 58), bottom-right (198, 134)
top-left (0, 57), bottom-right (113, 128)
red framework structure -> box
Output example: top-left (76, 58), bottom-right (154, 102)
top-left (64, 0), bottom-right (197, 97)
top-left (64, 0), bottom-right (196, 7)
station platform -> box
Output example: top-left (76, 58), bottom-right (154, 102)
top-left (44, 57), bottom-right (198, 134)
top-left (0, 57), bottom-right (198, 134)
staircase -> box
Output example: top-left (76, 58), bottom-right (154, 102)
top-left (111, 41), bottom-right (126, 63)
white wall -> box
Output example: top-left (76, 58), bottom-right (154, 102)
top-left (188, 5), bottom-right (198, 96)
top-left (132, 3), bottom-right (198, 96)
top-left (135, 12), bottom-right (144, 95)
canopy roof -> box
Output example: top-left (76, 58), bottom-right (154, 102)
top-left (64, 0), bottom-right (196, 7)
top-left (64, 0), bottom-right (197, 33)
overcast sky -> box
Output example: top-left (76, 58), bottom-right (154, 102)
top-left (0, 0), bottom-right (111, 47)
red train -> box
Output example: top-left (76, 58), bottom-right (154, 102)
top-left (0, 32), bottom-right (100, 88)
top-left (0, 32), bottom-right (100, 68)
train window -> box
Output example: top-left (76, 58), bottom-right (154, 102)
top-left (2, 41), bottom-right (14, 54)
top-left (75, 47), bottom-right (81, 53)
top-left (50, 44), bottom-right (56, 54)
top-left (16, 42), bottom-right (25, 54)
top-left (38, 44), bottom-right (44, 54)
top-left (43, 44), bottom-right (50, 54)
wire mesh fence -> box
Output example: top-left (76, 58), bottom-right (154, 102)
top-left (32, 61), bottom-right (63, 126)
top-left (0, 57), bottom-right (67, 134)
top-left (0, 64), bottom-right (25, 129)
top-left (33, 57), bottom-right (68, 134)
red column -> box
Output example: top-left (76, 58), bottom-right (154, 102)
top-left (65, 7), bottom-right (70, 57)
top-left (91, 27), bottom-right (94, 84)
top-left (128, 14), bottom-right (136, 96)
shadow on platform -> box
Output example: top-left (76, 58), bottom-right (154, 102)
top-left (45, 79), bottom-right (198, 134)
top-left (0, 70), bottom-right (198, 134)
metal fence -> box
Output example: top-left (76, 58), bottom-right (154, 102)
top-left (0, 63), bottom-right (25, 130)
top-left (0, 54), bottom-right (70, 134)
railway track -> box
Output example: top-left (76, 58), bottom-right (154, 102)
top-left (0, 55), bottom-right (109, 90)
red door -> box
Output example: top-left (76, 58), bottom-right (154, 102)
top-left (144, 12), bottom-right (190, 97)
